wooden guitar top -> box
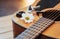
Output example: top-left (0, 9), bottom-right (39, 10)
top-left (12, 12), bottom-right (60, 39)
top-left (12, 3), bottom-right (60, 39)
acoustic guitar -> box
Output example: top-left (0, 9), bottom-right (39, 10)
top-left (12, 3), bottom-right (60, 39)
top-left (12, 9), bottom-right (60, 39)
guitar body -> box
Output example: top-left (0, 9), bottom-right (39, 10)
top-left (12, 12), bottom-right (60, 39)
top-left (12, 0), bottom-right (60, 38)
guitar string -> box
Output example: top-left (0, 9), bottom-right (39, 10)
top-left (27, 10), bottom-right (60, 39)
top-left (35, 10), bottom-right (58, 29)
top-left (31, 10), bottom-right (60, 39)
top-left (52, 11), bottom-right (60, 20)
top-left (24, 10), bottom-right (59, 38)
top-left (44, 10), bottom-right (57, 19)
top-left (37, 10), bottom-right (60, 31)
top-left (29, 10), bottom-right (57, 39)
top-left (28, 10), bottom-right (60, 39)
top-left (34, 10), bottom-right (56, 24)
top-left (15, 10), bottom-right (59, 39)
top-left (48, 10), bottom-right (59, 20)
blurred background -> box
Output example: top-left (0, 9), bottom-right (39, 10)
top-left (0, 0), bottom-right (60, 16)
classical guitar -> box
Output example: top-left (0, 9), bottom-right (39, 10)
top-left (12, 10), bottom-right (60, 39)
